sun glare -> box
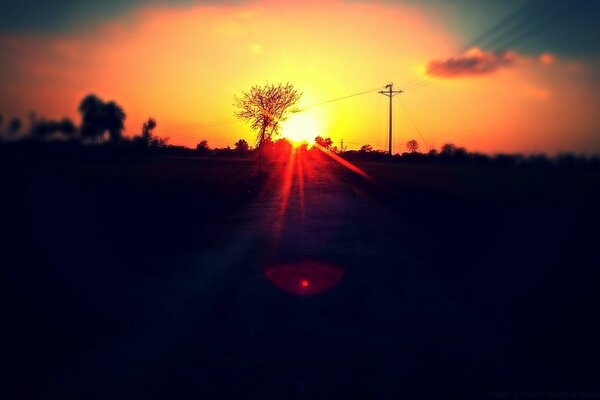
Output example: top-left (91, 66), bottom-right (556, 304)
top-left (281, 114), bottom-right (320, 145)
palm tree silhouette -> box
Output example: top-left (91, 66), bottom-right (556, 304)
top-left (79, 94), bottom-right (104, 143)
top-left (78, 94), bottom-right (126, 144)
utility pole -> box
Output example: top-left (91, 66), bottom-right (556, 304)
top-left (340, 139), bottom-right (346, 153)
top-left (378, 83), bottom-right (403, 156)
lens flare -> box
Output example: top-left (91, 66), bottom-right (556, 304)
top-left (264, 261), bottom-right (344, 296)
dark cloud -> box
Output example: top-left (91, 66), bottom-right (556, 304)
top-left (427, 48), bottom-right (519, 78)
top-left (0, 0), bottom-right (249, 34)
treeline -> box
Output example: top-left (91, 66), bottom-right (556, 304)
top-left (1, 94), bottom-right (598, 169)
top-left (0, 93), bottom-right (255, 158)
top-left (316, 136), bottom-right (600, 170)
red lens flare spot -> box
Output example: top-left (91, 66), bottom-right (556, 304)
top-left (265, 261), bottom-right (344, 296)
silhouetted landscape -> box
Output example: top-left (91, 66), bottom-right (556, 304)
top-left (2, 92), bottom-right (600, 399)
top-left (2, 0), bottom-right (600, 398)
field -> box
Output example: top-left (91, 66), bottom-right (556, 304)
top-left (2, 152), bottom-right (599, 399)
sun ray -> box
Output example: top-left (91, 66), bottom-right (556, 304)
top-left (270, 147), bottom-right (297, 241)
top-left (312, 143), bottom-right (374, 181)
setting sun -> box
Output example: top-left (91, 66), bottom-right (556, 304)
top-left (281, 113), bottom-right (320, 145)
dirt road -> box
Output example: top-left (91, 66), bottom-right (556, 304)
top-left (32, 150), bottom-right (523, 398)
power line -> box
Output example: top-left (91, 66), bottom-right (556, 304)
top-left (295, 87), bottom-right (381, 113)
top-left (398, 100), bottom-right (432, 151)
top-left (158, 87), bottom-right (379, 132)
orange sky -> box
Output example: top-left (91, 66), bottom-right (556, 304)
top-left (1, 0), bottom-right (599, 154)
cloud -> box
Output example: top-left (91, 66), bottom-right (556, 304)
top-left (426, 48), bottom-right (560, 79)
top-left (426, 48), bottom-right (519, 78)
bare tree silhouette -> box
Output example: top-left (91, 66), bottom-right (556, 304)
top-left (234, 82), bottom-right (301, 170)
top-left (407, 139), bottom-right (419, 153)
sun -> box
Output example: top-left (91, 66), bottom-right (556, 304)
top-left (281, 114), bottom-right (320, 145)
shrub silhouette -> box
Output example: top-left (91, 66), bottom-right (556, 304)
top-left (234, 139), bottom-right (250, 153)
top-left (9, 118), bottom-right (22, 136)
top-left (196, 140), bottom-right (210, 154)
top-left (133, 118), bottom-right (159, 148)
top-left (59, 118), bottom-right (77, 139)
top-left (360, 144), bottom-right (373, 153)
top-left (315, 136), bottom-right (333, 150)
top-left (441, 143), bottom-right (457, 155)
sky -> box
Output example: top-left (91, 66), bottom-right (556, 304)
top-left (0, 0), bottom-right (599, 154)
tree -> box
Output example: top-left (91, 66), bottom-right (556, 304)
top-left (150, 135), bottom-right (169, 148)
top-left (133, 118), bottom-right (159, 148)
top-left (102, 101), bottom-right (126, 143)
top-left (360, 144), bottom-right (373, 153)
top-left (142, 118), bottom-right (157, 144)
top-left (441, 143), bottom-right (457, 155)
top-left (234, 139), bottom-right (250, 153)
top-left (234, 82), bottom-right (301, 169)
top-left (79, 94), bottom-right (104, 143)
top-left (196, 140), bottom-right (210, 154)
top-left (406, 139), bottom-right (419, 153)
top-left (314, 136), bottom-right (333, 150)
top-left (8, 118), bottom-right (22, 136)
top-left (78, 94), bottom-right (126, 144)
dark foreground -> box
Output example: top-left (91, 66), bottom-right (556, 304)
top-left (2, 151), bottom-right (599, 399)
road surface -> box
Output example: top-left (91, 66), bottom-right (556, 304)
top-left (32, 149), bottom-right (514, 399)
